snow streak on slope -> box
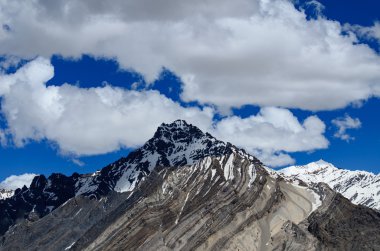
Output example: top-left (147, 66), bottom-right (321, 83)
top-left (0, 189), bottom-right (13, 200)
top-left (280, 160), bottom-right (380, 210)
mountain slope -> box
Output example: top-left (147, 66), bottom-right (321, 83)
top-left (280, 160), bottom-right (380, 210)
top-left (3, 151), bottom-right (380, 250)
top-left (1, 151), bottom-right (324, 251)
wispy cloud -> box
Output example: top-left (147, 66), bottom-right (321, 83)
top-left (305, 0), bottom-right (325, 16)
top-left (332, 114), bottom-right (362, 141)
top-left (348, 22), bottom-right (380, 44)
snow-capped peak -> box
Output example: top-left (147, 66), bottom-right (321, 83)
top-left (280, 160), bottom-right (337, 177)
top-left (76, 120), bottom-right (259, 195)
top-left (280, 161), bottom-right (380, 210)
top-left (314, 159), bottom-right (331, 166)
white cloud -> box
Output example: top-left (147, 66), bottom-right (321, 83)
top-left (71, 158), bottom-right (84, 167)
top-left (0, 0), bottom-right (379, 111)
top-left (349, 22), bottom-right (380, 44)
top-left (0, 58), bottom-right (328, 167)
top-left (0, 58), bottom-right (214, 155)
top-left (212, 107), bottom-right (328, 166)
top-left (250, 149), bottom-right (296, 167)
top-left (332, 114), bottom-right (361, 141)
top-left (0, 173), bottom-right (36, 190)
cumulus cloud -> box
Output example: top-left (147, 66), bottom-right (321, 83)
top-left (250, 149), bottom-right (296, 167)
top-left (0, 58), bottom-right (214, 155)
top-left (212, 107), bottom-right (328, 166)
top-left (332, 114), bottom-right (361, 141)
top-left (0, 173), bottom-right (36, 190)
top-left (0, 0), bottom-right (380, 111)
top-left (0, 58), bottom-right (329, 167)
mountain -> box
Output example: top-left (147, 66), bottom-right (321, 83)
top-left (1, 121), bottom-right (380, 251)
top-left (75, 119), bottom-right (240, 196)
top-left (0, 120), bottom-right (250, 235)
top-left (0, 147), bottom-right (334, 250)
top-left (280, 160), bottom-right (380, 210)
top-left (0, 189), bottom-right (13, 200)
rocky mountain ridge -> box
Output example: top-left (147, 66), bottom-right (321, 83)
top-left (2, 147), bottom-right (380, 250)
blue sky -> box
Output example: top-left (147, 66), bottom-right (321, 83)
top-left (1, 0), bottom-right (380, 184)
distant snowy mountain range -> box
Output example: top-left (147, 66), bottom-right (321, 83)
top-left (280, 160), bottom-right (380, 211)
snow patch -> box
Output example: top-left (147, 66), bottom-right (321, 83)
top-left (64, 241), bottom-right (76, 250)
top-left (176, 192), bottom-right (190, 224)
top-left (223, 154), bottom-right (235, 181)
top-left (248, 164), bottom-right (256, 187)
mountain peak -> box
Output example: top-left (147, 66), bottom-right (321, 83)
top-left (305, 159), bottom-right (336, 171)
top-left (162, 119), bottom-right (189, 128)
top-left (96, 120), bottom-right (239, 193)
top-left (314, 159), bottom-right (329, 166)
top-left (154, 120), bottom-right (203, 140)
top-left (279, 160), bottom-right (337, 178)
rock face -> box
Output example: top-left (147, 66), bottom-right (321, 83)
top-left (307, 187), bottom-right (380, 250)
top-left (1, 121), bottom-right (380, 251)
top-left (272, 183), bottom-right (380, 251)
top-left (280, 160), bottom-right (380, 210)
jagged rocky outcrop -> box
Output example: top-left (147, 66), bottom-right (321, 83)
top-left (0, 173), bottom-right (78, 235)
top-left (280, 160), bottom-right (380, 210)
top-left (1, 120), bottom-right (380, 251)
